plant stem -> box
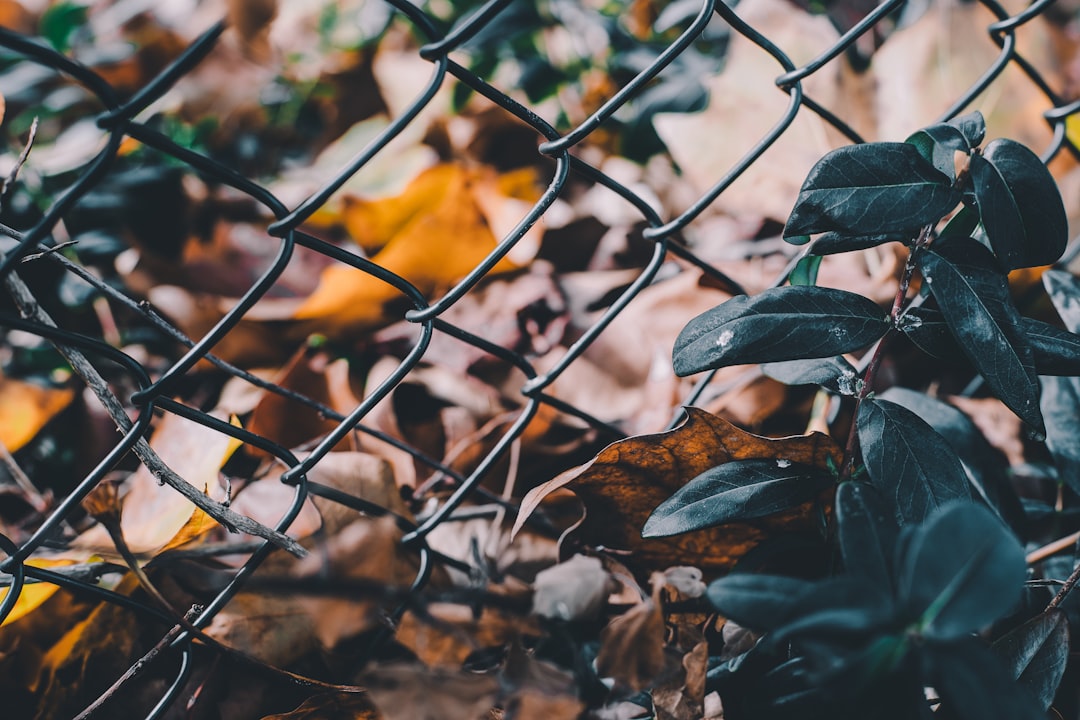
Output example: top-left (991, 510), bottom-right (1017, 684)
top-left (839, 227), bottom-right (931, 481)
top-left (1047, 559), bottom-right (1080, 610)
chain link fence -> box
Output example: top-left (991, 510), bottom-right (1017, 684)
top-left (0, 0), bottom-right (1077, 716)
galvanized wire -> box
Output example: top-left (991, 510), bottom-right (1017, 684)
top-left (0, 0), bottom-right (1077, 716)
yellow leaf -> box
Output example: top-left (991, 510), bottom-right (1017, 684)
top-left (291, 163), bottom-right (542, 338)
top-left (0, 558), bottom-right (77, 627)
top-left (0, 376), bottom-right (73, 452)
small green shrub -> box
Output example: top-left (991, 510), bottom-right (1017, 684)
top-left (650, 111), bottom-right (1076, 718)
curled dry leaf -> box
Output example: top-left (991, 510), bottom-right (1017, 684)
top-left (531, 554), bottom-right (617, 621)
top-left (515, 408), bottom-right (842, 573)
top-left (651, 641), bottom-right (709, 720)
top-left (596, 589), bottom-right (669, 692)
top-left (0, 375), bottom-right (73, 452)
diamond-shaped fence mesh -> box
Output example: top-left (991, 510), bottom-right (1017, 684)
top-left (0, 0), bottom-right (1076, 716)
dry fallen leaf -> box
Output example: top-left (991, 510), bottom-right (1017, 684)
top-left (359, 664), bottom-right (498, 720)
top-left (260, 692), bottom-right (378, 720)
top-left (73, 410), bottom-right (238, 557)
top-left (288, 163), bottom-right (543, 340)
top-left (514, 407), bottom-right (842, 572)
top-left (596, 589), bottom-right (669, 692)
top-left (394, 603), bottom-right (537, 669)
top-left (0, 375), bottom-right (73, 452)
top-left (531, 554), bottom-right (616, 621)
top-left (0, 558), bottom-right (79, 627)
top-left (651, 641), bottom-right (709, 720)
top-left (205, 591), bottom-right (318, 667)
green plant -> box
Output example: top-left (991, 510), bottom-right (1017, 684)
top-left (646, 111), bottom-right (1078, 718)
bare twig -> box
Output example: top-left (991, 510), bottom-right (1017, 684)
top-left (0, 437), bottom-right (48, 513)
top-left (1027, 530), bottom-right (1080, 565)
top-left (1047, 559), bottom-right (1080, 611)
top-left (0, 132), bottom-right (305, 557)
top-left (0, 117), bottom-right (38, 213)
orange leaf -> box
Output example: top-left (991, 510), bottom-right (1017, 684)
top-left (291, 163), bottom-right (541, 338)
top-left (0, 376), bottom-right (73, 452)
top-left (514, 407), bottom-right (842, 573)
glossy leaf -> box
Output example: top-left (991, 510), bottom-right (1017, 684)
top-left (705, 573), bottom-right (814, 632)
top-left (926, 638), bottom-right (1045, 720)
top-left (901, 308), bottom-right (1080, 376)
top-left (992, 609), bottom-right (1069, 710)
top-left (761, 356), bottom-right (860, 395)
top-left (643, 459), bottom-right (833, 538)
top-left (1023, 319), bottom-right (1080, 375)
top-left (773, 577), bottom-right (895, 643)
top-left (784, 143), bottom-right (961, 238)
top-left (898, 502), bottom-right (1025, 639)
top-left (809, 231), bottom-right (906, 256)
top-left (857, 398), bottom-right (971, 524)
top-left (937, 205), bottom-right (980, 242)
top-left (836, 482), bottom-right (897, 589)
top-left (1039, 375), bottom-right (1080, 494)
top-left (789, 254), bottom-right (822, 286)
top-left (878, 388), bottom-right (1023, 527)
top-left (917, 239), bottom-right (1042, 433)
top-left (673, 286), bottom-right (890, 376)
top-left (906, 125), bottom-right (966, 175)
top-left (1043, 269), bottom-right (1080, 333)
top-left (969, 139), bottom-right (1067, 270)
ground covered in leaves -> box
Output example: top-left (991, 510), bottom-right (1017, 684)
top-left (1, 0), bottom-right (1080, 718)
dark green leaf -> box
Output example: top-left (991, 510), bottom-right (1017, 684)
top-left (1043, 269), bottom-right (1080, 333)
top-left (836, 482), bottom-right (897, 589)
top-left (705, 573), bottom-right (814, 632)
top-left (937, 205), bottom-right (980, 242)
top-left (901, 308), bottom-right (1080, 376)
top-left (673, 287), bottom-right (890, 376)
top-left (896, 306), bottom-right (959, 359)
top-left (1039, 375), bottom-right (1080, 494)
top-left (906, 124), bottom-right (969, 178)
top-left (926, 638), bottom-right (1046, 720)
top-left (809, 232), bottom-right (906, 256)
top-left (784, 143), bottom-right (961, 238)
top-left (643, 459), bottom-right (832, 538)
top-left (898, 503), bottom-right (1025, 639)
top-left (992, 609), bottom-right (1069, 710)
top-left (761, 356), bottom-right (860, 395)
top-left (1024, 318), bottom-right (1080, 375)
top-left (971, 139), bottom-right (1067, 269)
top-left (917, 239), bottom-right (1043, 433)
top-left (773, 578), bottom-right (894, 644)
top-left (789, 254), bottom-right (822, 286)
top-left (948, 111), bottom-right (987, 148)
top-left (39, 2), bottom-right (88, 53)
top-left (879, 387), bottom-right (1024, 529)
top-left (857, 398), bottom-right (971, 525)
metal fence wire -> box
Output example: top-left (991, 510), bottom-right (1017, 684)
top-left (0, 0), bottom-right (1078, 716)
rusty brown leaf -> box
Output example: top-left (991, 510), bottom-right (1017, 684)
top-left (515, 407), bottom-right (842, 572)
top-left (260, 692), bottom-right (379, 720)
top-left (595, 591), bottom-right (669, 692)
top-left (359, 664), bottom-right (498, 720)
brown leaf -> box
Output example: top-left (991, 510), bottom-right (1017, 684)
top-left (651, 641), bottom-right (709, 720)
top-left (260, 692), bottom-right (378, 720)
top-left (359, 664), bottom-right (498, 720)
top-left (0, 375), bottom-right (73, 452)
top-left (595, 593), bottom-right (669, 692)
top-left (32, 597), bottom-right (141, 719)
top-left (394, 604), bottom-right (536, 669)
top-left (206, 591), bottom-right (319, 667)
top-left (292, 515), bottom-right (422, 649)
top-left (227, 0), bottom-right (278, 61)
top-left (515, 407), bottom-right (842, 573)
